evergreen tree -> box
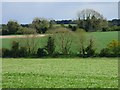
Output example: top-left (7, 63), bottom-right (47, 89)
top-left (46, 36), bottom-right (55, 55)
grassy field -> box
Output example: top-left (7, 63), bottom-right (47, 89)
top-left (2, 58), bottom-right (118, 88)
top-left (1, 31), bottom-right (118, 53)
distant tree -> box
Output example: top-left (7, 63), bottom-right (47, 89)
top-left (68, 24), bottom-right (77, 31)
top-left (77, 9), bottom-right (104, 20)
top-left (49, 20), bottom-right (56, 28)
top-left (77, 9), bottom-right (108, 31)
top-left (68, 24), bottom-right (72, 28)
top-left (31, 17), bottom-right (50, 34)
top-left (7, 20), bottom-right (20, 34)
top-left (17, 26), bottom-right (36, 34)
top-left (2, 24), bottom-right (9, 35)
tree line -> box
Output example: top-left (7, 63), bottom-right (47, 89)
top-left (1, 9), bottom-right (120, 35)
top-left (1, 27), bottom-right (120, 58)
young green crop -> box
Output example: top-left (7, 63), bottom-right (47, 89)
top-left (2, 58), bottom-right (118, 88)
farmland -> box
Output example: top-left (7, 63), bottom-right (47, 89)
top-left (1, 3), bottom-right (120, 89)
top-left (2, 58), bottom-right (118, 88)
top-left (1, 31), bottom-right (118, 53)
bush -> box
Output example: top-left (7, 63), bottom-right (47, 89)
top-left (11, 41), bottom-right (20, 57)
top-left (19, 47), bottom-right (28, 57)
top-left (85, 38), bottom-right (96, 57)
top-left (10, 41), bottom-right (28, 57)
top-left (45, 36), bottom-right (55, 55)
top-left (99, 40), bottom-right (120, 57)
top-left (0, 48), bottom-right (11, 57)
top-left (107, 40), bottom-right (120, 57)
top-left (68, 24), bottom-right (77, 31)
top-left (99, 48), bottom-right (111, 57)
top-left (37, 48), bottom-right (47, 57)
top-left (106, 26), bottom-right (120, 31)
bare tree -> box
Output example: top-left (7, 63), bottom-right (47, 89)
top-left (18, 28), bottom-right (39, 55)
top-left (52, 27), bottom-right (73, 55)
top-left (75, 29), bottom-right (87, 56)
top-left (77, 9), bottom-right (108, 31)
top-left (77, 9), bottom-right (104, 20)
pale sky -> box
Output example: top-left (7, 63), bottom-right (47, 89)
top-left (1, 1), bottom-right (119, 24)
top-left (1, 0), bottom-right (120, 2)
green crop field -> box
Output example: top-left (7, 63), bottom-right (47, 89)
top-left (2, 58), bottom-right (118, 88)
top-left (1, 31), bottom-right (118, 53)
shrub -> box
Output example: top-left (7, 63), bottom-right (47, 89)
top-left (37, 48), bottom-right (47, 57)
top-left (85, 38), bottom-right (96, 57)
top-left (19, 47), bottom-right (28, 57)
top-left (45, 36), bottom-right (55, 55)
top-left (0, 49), bottom-right (2, 57)
top-left (10, 41), bottom-right (28, 57)
top-left (0, 48), bottom-right (11, 57)
top-left (99, 40), bottom-right (120, 57)
top-left (99, 48), bottom-right (111, 57)
top-left (107, 40), bottom-right (120, 57)
top-left (11, 41), bottom-right (20, 57)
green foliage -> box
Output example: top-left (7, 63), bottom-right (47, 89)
top-left (37, 48), bottom-right (47, 57)
top-left (107, 40), bottom-right (120, 56)
top-left (16, 27), bottom-right (36, 34)
top-left (2, 41), bottom-right (28, 57)
top-left (45, 36), bottom-right (55, 55)
top-left (11, 41), bottom-right (20, 58)
top-left (7, 20), bottom-right (20, 34)
top-left (49, 20), bottom-right (56, 28)
top-left (1, 31), bottom-right (119, 58)
top-left (77, 10), bottom-right (108, 32)
top-left (0, 48), bottom-right (10, 57)
top-left (68, 24), bottom-right (77, 31)
top-left (99, 48), bottom-right (111, 57)
top-left (75, 29), bottom-right (86, 56)
top-left (106, 26), bottom-right (120, 31)
top-left (100, 40), bottom-right (120, 57)
top-left (31, 18), bottom-right (50, 34)
top-left (85, 38), bottom-right (96, 57)
top-left (2, 24), bottom-right (9, 35)
top-left (18, 47), bottom-right (28, 57)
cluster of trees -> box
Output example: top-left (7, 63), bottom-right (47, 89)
top-left (76, 9), bottom-right (108, 32)
top-left (1, 18), bottom-right (53, 35)
top-left (1, 27), bottom-right (120, 58)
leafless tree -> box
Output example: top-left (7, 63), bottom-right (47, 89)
top-left (52, 27), bottom-right (73, 54)
top-left (18, 28), bottom-right (39, 55)
top-left (75, 29), bottom-right (87, 56)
